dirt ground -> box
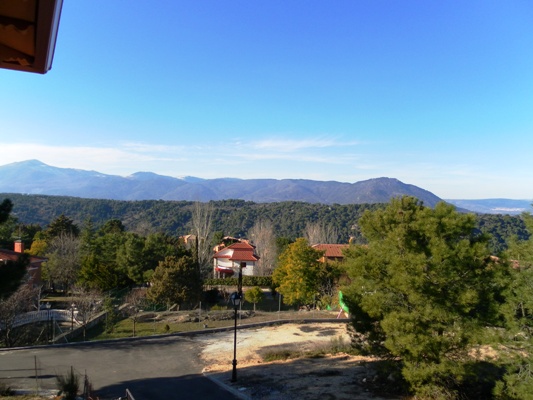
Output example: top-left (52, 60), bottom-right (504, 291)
top-left (198, 322), bottom-right (400, 400)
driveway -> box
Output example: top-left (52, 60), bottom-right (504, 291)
top-left (0, 335), bottom-right (241, 400)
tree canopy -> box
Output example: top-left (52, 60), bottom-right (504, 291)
top-left (147, 255), bottom-right (202, 310)
top-left (244, 286), bottom-right (264, 311)
top-left (0, 199), bottom-right (13, 225)
top-left (4, 193), bottom-right (529, 255)
top-left (46, 214), bottom-right (80, 238)
top-left (273, 238), bottom-right (325, 306)
top-left (496, 212), bottom-right (533, 399)
top-left (343, 196), bottom-right (510, 398)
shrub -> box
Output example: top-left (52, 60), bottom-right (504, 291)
top-left (56, 367), bottom-right (79, 400)
top-left (262, 349), bottom-right (299, 362)
top-left (328, 335), bottom-right (350, 354)
top-left (204, 276), bottom-right (273, 287)
top-left (210, 304), bottom-right (228, 311)
top-left (244, 286), bottom-right (264, 311)
top-left (494, 361), bottom-right (533, 400)
top-left (0, 382), bottom-right (13, 396)
top-left (203, 288), bottom-right (221, 305)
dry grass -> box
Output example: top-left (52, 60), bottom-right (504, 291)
top-left (261, 335), bottom-right (352, 362)
top-left (88, 309), bottom-right (340, 341)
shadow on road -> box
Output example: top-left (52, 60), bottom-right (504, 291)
top-left (97, 374), bottom-right (241, 400)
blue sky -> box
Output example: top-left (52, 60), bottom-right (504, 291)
top-left (1, 1), bottom-right (532, 199)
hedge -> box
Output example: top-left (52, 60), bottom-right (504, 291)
top-left (204, 276), bottom-right (273, 288)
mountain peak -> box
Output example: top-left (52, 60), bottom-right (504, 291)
top-left (0, 159), bottom-right (443, 205)
top-left (13, 159), bottom-right (49, 168)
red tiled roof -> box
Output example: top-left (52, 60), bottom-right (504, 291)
top-left (312, 244), bottom-right (350, 258)
top-left (0, 249), bottom-right (19, 262)
top-left (0, 249), bottom-right (47, 265)
top-left (213, 241), bottom-right (259, 262)
top-left (229, 249), bottom-right (259, 262)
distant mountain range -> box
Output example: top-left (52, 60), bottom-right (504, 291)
top-left (0, 160), bottom-right (531, 215)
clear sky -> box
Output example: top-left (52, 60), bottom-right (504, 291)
top-left (1, 1), bottom-right (532, 199)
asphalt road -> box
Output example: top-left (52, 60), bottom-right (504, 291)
top-left (0, 335), bottom-right (241, 400)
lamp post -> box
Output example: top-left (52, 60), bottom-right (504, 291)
top-left (230, 262), bottom-right (245, 382)
top-left (71, 303), bottom-right (75, 332)
top-left (230, 291), bottom-right (241, 382)
top-left (45, 302), bottom-right (52, 343)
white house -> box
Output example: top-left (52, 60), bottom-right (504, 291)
top-left (212, 242), bottom-right (260, 278)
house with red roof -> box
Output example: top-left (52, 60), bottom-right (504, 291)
top-left (212, 241), bottom-right (260, 278)
top-left (311, 244), bottom-right (350, 263)
top-left (0, 240), bottom-right (47, 287)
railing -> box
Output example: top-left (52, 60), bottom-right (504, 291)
top-left (0, 309), bottom-right (79, 330)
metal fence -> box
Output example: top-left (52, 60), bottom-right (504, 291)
top-left (0, 309), bottom-right (79, 330)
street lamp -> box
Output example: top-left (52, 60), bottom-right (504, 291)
top-left (230, 261), bottom-right (244, 382)
top-left (230, 291), bottom-right (242, 383)
top-left (70, 303), bottom-right (75, 332)
top-left (45, 302), bottom-right (52, 343)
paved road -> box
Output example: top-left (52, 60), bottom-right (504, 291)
top-left (0, 335), bottom-right (241, 400)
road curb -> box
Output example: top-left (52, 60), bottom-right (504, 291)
top-left (203, 370), bottom-right (251, 400)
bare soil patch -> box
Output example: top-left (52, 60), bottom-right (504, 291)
top-left (198, 322), bottom-right (400, 399)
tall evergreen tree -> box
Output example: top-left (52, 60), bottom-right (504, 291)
top-left (343, 196), bottom-right (509, 399)
top-left (0, 199), bottom-right (13, 224)
top-left (46, 214), bottom-right (80, 238)
top-left (496, 212), bottom-right (533, 399)
top-left (147, 255), bottom-right (202, 310)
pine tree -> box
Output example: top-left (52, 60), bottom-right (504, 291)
top-left (343, 196), bottom-right (509, 398)
top-left (147, 256), bottom-right (202, 310)
top-left (496, 211), bottom-right (533, 399)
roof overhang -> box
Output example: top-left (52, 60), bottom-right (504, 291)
top-left (215, 266), bottom-right (235, 275)
top-left (0, 0), bottom-right (63, 74)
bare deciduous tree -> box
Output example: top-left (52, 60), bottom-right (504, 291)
top-left (0, 285), bottom-right (38, 347)
top-left (71, 286), bottom-right (102, 341)
top-left (249, 219), bottom-right (277, 275)
top-left (131, 220), bottom-right (155, 237)
top-left (304, 222), bottom-right (339, 245)
top-left (123, 288), bottom-right (148, 337)
top-left (191, 201), bottom-right (214, 277)
top-left (44, 233), bottom-right (81, 291)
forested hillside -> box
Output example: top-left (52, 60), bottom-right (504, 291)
top-left (2, 193), bottom-right (529, 253)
